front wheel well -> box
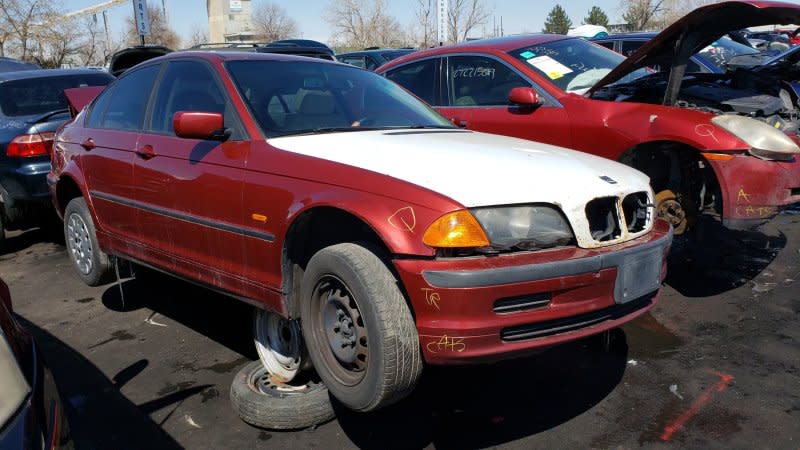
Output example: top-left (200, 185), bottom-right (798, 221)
top-left (281, 207), bottom-right (392, 318)
top-left (618, 141), bottom-right (723, 218)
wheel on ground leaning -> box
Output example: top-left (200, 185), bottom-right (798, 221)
top-left (253, 309), bottom-right (308, 383)
top-left (300, 243), bottom-right (422, 412)
top-left (64, 197), bottom-right (114, 286)
top-left (229, 360), bottom-right (334, 430)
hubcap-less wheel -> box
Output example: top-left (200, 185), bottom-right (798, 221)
top-left (655, 189), bottom-right (688, 235)
top-left (254, 310), bottom-right (303, 383)
top-left (310, 275), bottom-right (368, 386)
top-left (66, 212), bottom-right (93, 275)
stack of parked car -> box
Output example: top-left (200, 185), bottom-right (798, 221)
top-left (0, 0), bottom-right (798, 438)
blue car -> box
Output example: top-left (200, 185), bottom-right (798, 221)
top-left (0, 69), bottom-right (113, 248)
top-left (592, 32), bottom-right (763, 73)
top-left (337, 48), bottom-right (415, 71)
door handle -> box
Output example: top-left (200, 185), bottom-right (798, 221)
top-left (135, 144), bottom-right (156, 160)
top-left (80, 138), bottom-right (95, 151)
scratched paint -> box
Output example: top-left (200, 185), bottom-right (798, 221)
top-left (426, 335), bottom-right (466, 353)
top-left (387, 206), bottom-right (417, 233)
top-left (660, 372), bottom-right (734, 441)
top-left (421, 288), bottom-right (441, 310)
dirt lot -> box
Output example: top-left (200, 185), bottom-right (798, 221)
top-left (1, 209), bottom-right (799, 449)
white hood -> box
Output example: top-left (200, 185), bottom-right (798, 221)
top-left (269, 129), bottom-right (653, 247)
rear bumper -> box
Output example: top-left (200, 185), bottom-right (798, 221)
top-left (394, 219), bottom-right (672, 364)
top-left (707, 155), bottom-right (800, 229)
top-left (0, 162), bottom-right (52, 227)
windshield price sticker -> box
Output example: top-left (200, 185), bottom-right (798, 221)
top-left (526, 55), bottom-right (573, 80)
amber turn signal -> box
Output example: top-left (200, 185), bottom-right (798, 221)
top-left (422, 210), bottom-right (490, 248)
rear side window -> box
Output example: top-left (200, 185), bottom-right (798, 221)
top-left (384, 59), bottom-right (437, 105)
top-left (93, 65), bottom-right (159, 130)
top-left (340, 56), bottom-right (367, 69)
top-left (0, 73), bottom-right (112, 117)
top-left (621, 40), bottom-right (645, 56)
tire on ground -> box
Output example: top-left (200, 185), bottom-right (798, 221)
top-left (229, 360), bottom-right (334, 430)
top-left (63, 197), bottom-right (114, 286)
top-left (300, 243), bottom-right (422, 412)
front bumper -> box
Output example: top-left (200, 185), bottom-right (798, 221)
top-left (394, 219), bottom-right (673, 364)
top-left (706, 154), bottom-right (800, 229)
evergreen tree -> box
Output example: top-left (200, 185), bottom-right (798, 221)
top-left (583, 6), bottom-right (610, 28)
top-left (543, 5), bottom-right (573, 34)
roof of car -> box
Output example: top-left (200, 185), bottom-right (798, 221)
top-left (339, 48), bottom-right (414, 55)
top-left (592, 32), bottom-right (658, 40)
top-left (156, 50), bottom-right (341, 65)
top-left (381, 34), bottom-right (571, 69)
top-left (0, 68), bottom-right (111, 82)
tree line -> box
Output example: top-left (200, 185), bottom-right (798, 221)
top-left (0, 0), bottom-right (714, 68)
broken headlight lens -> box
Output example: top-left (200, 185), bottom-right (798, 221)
top-left (471, 205), bottom-right (575, 251)
top-left (711, 115), bottom-right (800, 161)
top-left (0, 328), bottom-right (30, 428)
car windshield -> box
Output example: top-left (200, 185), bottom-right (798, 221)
top-left (380, 50), bottom-right (413, 61)
top-left (226, 60), bottom-right (453, 137)
top-left (508, 39), bottom-right (649, 93)
top-left (696, 37), bottom-right (762, 71)
top-left (0, 73), bottom-right (111, 117)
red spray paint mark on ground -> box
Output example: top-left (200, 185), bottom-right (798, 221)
top-left (660, 372), bottom-right (734, 441)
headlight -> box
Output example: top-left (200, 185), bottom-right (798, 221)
top-left (0, 330), bottom-right (30, 427)
top-left (471, 205), bottom-right (574, 250)
top-left (711, 115), bottom-right (800, 161)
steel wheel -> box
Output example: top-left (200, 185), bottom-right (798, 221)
top-left (308, 275), bottom-right (369, 387)
top-left (254, 310), bottom-right (304, 383)
top-left (66, 212), bottom-right (93, 275)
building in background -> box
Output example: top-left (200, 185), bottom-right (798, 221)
top-left (208, 0), bottom-right (255, 42)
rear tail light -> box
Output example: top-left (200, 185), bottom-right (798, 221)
top-left (6, 132), bottom-right (55, 157)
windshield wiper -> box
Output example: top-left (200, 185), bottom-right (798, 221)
top-left (30, 108), bottom-right (69, 124)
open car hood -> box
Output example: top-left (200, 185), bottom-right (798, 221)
top-left (109, 45), bottom-right (172, 77)
top-left (588, 1), bottom-right (800, 95)
top-left (64, 86), bottom-right (106, 117)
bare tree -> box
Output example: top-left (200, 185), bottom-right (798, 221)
top-left (125, 3), bottom-right (180, 49)
top-left (184, 23), bottom-right (209, 48)
top-left (620, 0), bottom-right (665, 31)
top-left (413, 0), bottom-right (436, 48)
top-left (0, 0), bottom-right (58, 60)
top-left (659, 0), bottom-right (716, 26)
top-left (32, 16), bottom-right (84, 68)
top-left (252, 2), bottom-right (297, 42)
top-left (447, 0), bottom-right (492, 43)
top-left (324, 0), bottom-right (404, 50)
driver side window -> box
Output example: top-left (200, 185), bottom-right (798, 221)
top-left (447, 56), bottom-right (530, 107)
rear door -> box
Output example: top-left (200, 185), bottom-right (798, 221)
top-left (134, 59), bottom-right (250, 291)
top-left (81, 65), bottom-right (160, 241)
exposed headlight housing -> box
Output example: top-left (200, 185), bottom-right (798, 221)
top-left (0, 329), bottom-right (30, 427)
top-left (711, 115), bottom-right (800, 161)
top-left (471, 205), bottom-right (575, 251)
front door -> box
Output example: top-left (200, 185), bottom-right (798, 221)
top-left (134, 60), bottom-right (250, 292)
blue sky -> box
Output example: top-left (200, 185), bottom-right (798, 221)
top-left (61, 0), bottom-right (626, 44)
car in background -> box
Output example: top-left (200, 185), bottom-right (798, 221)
top-left (0, 57), bottom-right (40, 73)
top-left (0, 277), bottom-right (71, 448)
top-left (50, 50), bottom-right (670, 426)
top-left (0, 69), bottom-right (113, 249)
top-left (592, 32), bottom-right (764, 73)
top-left (337, 47), bottom-right (415, 70)
top-left (377, 0), bottom-right (800, 236)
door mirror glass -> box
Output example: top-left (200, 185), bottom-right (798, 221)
top-left (173, 111), bottom-right (226, 140)
top-left (508, 87), bottom-right (541, 106)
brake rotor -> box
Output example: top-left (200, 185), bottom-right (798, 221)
top-left (655, 189), bottom-right (688, 235)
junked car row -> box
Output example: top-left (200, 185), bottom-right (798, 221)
top-left (0, 0), bottom-right (797, 438)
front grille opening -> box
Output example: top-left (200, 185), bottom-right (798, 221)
top-left (493, 293), bottom-right (551, 314)
top-left (500, 292), bottom-right (655, 341)
top-left (791, 187), bottom-right (800, 197)
top-left (622, 192), bottom-right (651, 233)
top-left (586, 197), bottom-right (621, 242)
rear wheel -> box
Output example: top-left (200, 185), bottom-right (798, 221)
top-left (300, 243), bottom-right (422, 412)
top-left (64, 198), bottom-right (114, 286)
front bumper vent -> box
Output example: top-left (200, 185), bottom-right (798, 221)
top-left (500, 292), bottom-right (655, 342)
top-left (493, 293), bottom-right (551, 314)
